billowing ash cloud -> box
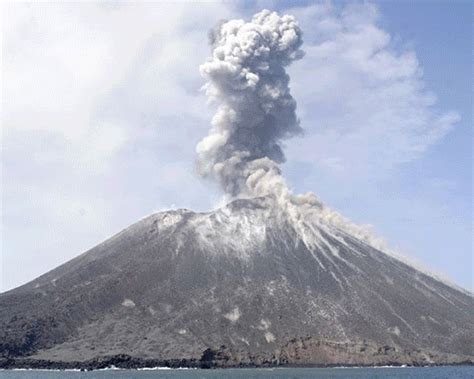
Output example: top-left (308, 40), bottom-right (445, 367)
top-left (197, 10), bottom-right (304, 199)
top-left (197, 10), bottom-right (387, 251)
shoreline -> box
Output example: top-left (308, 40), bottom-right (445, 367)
top-left (1, 356), bottom-right (472, 371)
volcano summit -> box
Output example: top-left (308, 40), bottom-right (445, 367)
top-left (1, 10), bottom-right (472, 369)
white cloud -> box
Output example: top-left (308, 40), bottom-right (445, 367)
top-left (1, 2), bottom-right (233, 291)
top-left (285, 3), bottom-right (460, 178)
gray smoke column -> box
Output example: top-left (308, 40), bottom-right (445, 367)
top-left (197, 10), bottom-right (388, 251)
top-left (197, 10), bottom-right (304, 200)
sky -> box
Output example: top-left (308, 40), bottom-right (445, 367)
top-left (1, 0), bottom-right (472, 292)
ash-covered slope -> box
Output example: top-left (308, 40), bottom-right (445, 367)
top-left (1, 197), bottom-right (473, 367)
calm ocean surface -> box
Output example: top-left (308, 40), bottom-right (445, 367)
top-left (0, 367), bottom-right (473, 379)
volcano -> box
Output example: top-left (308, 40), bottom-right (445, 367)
top-left (2, 8), bottom-right (473, 370)
top-left (1, 196), bottom-right (473, 368)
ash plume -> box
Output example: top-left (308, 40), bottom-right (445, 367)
top-left (197, 10), bottom-right (386, 250)
top-left (197, 10), bottom-right (303, 200)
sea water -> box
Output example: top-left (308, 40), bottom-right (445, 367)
top-left (0, 367), bottom-right (473, 379)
